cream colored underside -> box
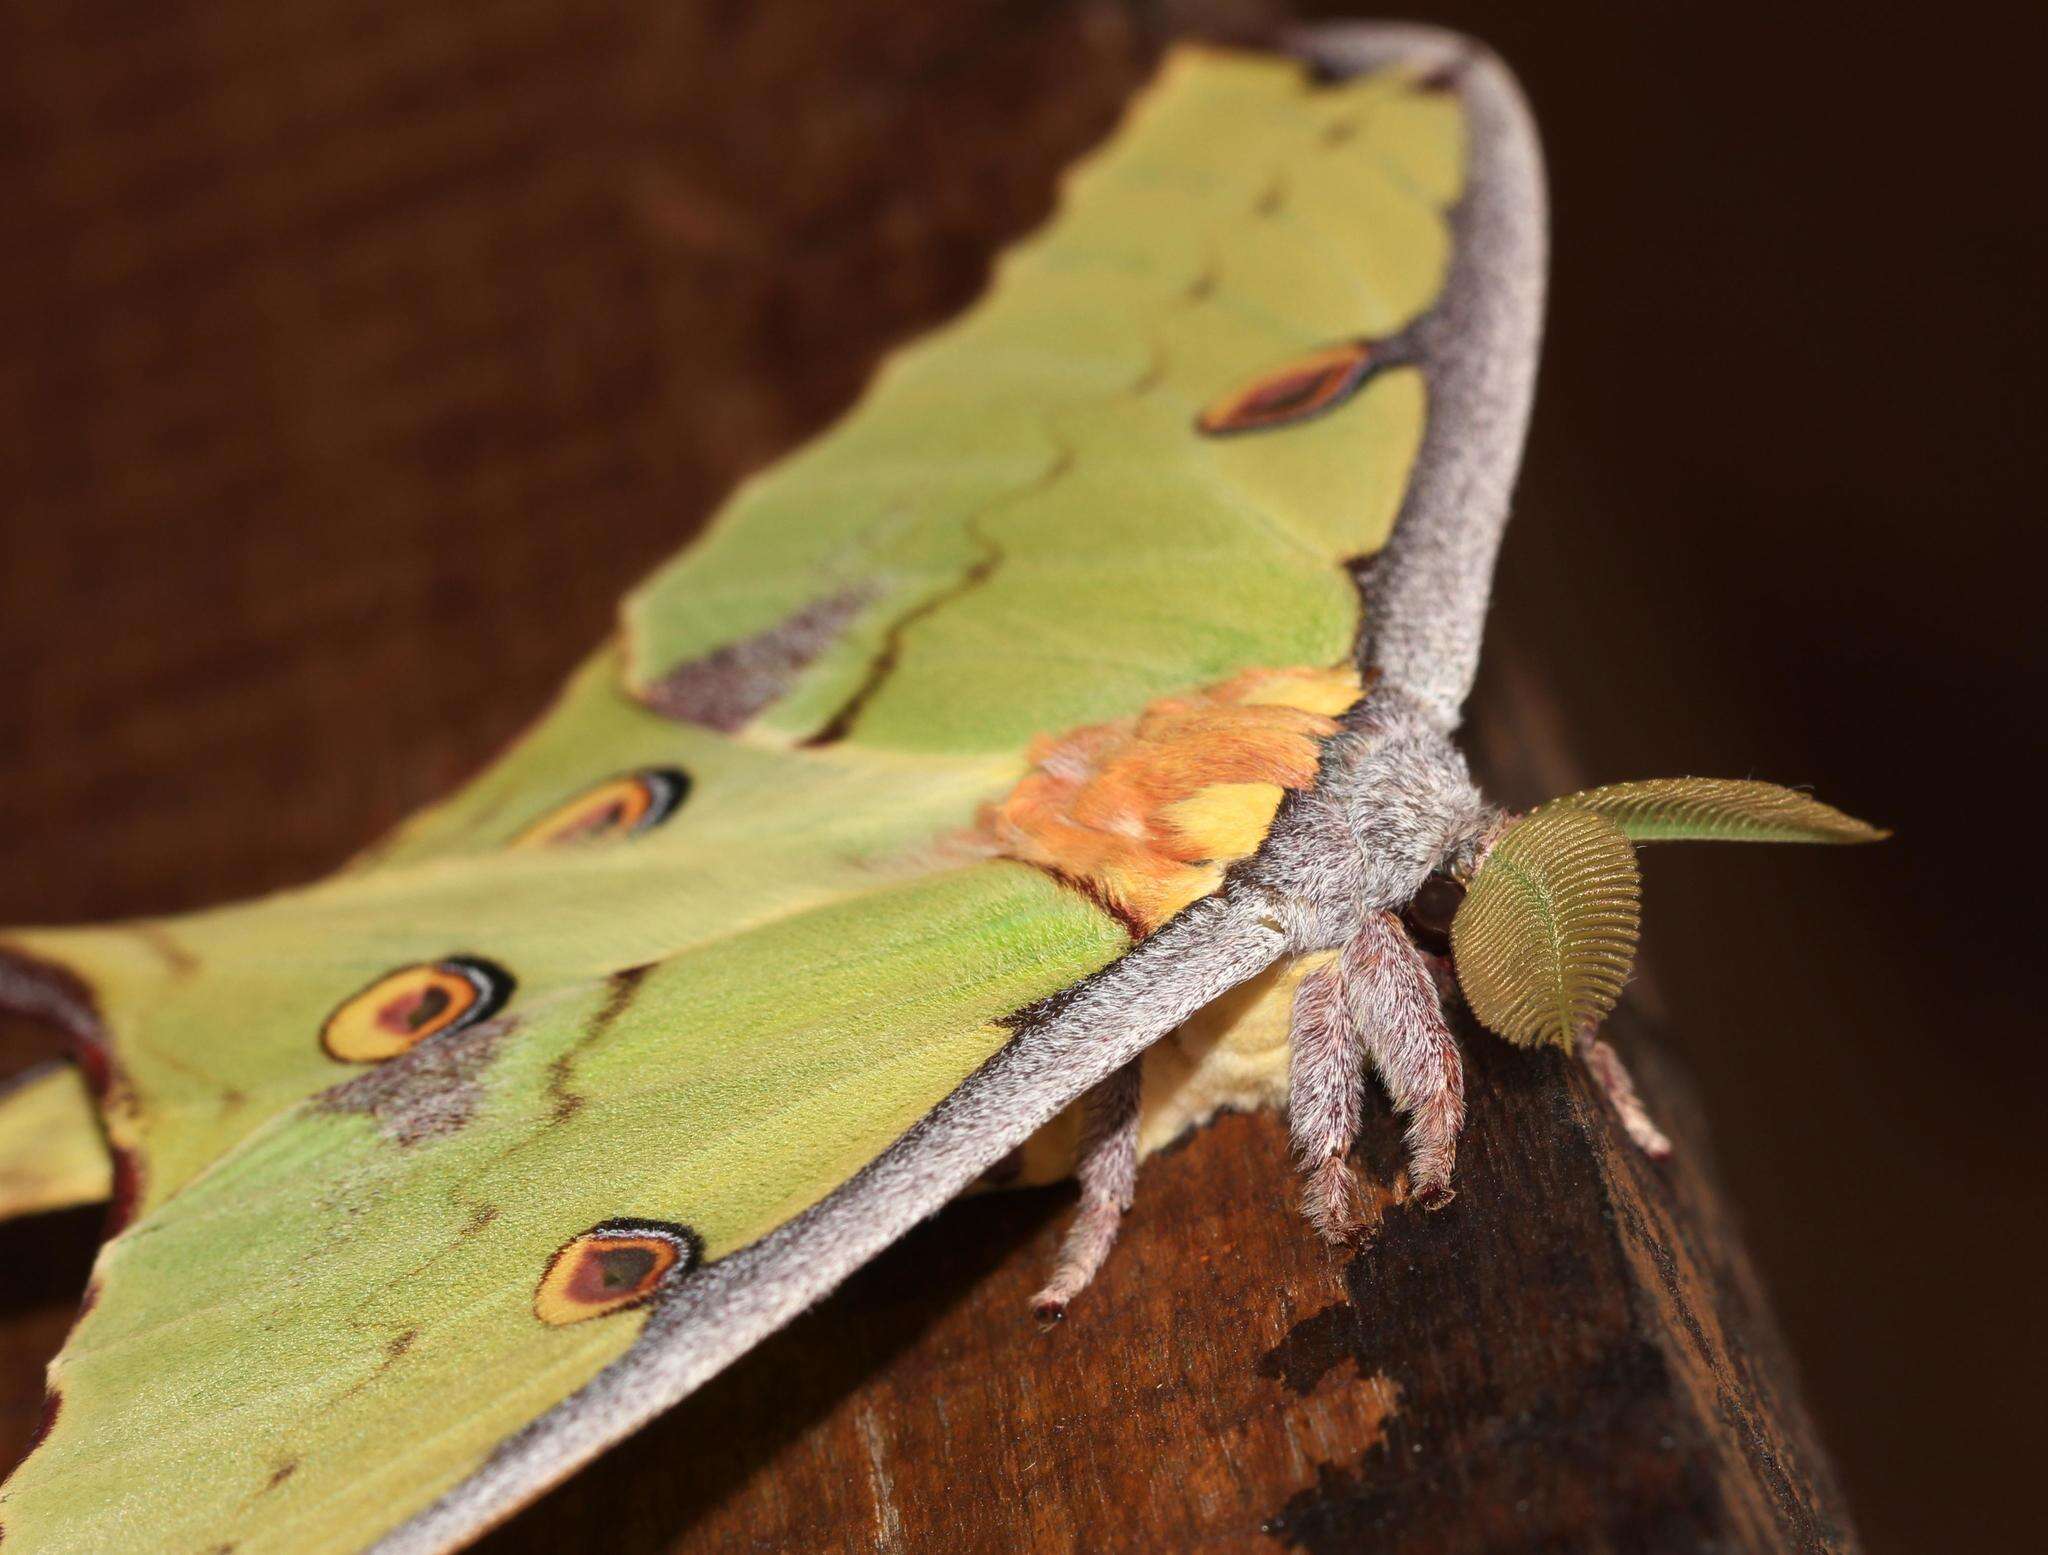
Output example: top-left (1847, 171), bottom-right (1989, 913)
top-left (1011, 950), bottom-right (1330, 1184)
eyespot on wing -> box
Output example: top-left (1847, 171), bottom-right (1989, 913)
top-left (319, 957), bottom-right (515, 1063)
top-left (509, 768), bottom-right (692, 849)
top-left (535, 1219), bottom-right (703, 1325)
top-left (1196, 341), bottom-right (1379, 436)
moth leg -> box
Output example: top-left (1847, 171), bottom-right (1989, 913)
top-left (1419, 947), bottom-right (1460, 1006)
top-left (1578, 1031), bottom-right (1673, 1158)
top-left (1346, 911), bottom-right (1466, 1209)
top-left (1031, 1060), bottom-right (1141, 1323)
top-left (1287, 958), bottom-right (1381, 1244)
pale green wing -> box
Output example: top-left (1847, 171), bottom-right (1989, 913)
top-left (0, 31), bottom-right (1530, 1555)
top-left (0, 1064), bottom-right (110, 1220)
top-left (2, 865), bottom-right (1119, 1555)
top-left (618, 45), bottom-right (1456, 752)
top-left (6, 647), bottom-right (1037, 1218)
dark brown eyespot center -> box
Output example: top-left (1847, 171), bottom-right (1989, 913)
top-left (595, 1245), bottom-right (657, 1291)
top-left (383, 986), bottom-right (451, 1034)
top-left (1196, 341), bottom-right (1380, 437)
top-left (1240, 369), bottom-right (1333, 419)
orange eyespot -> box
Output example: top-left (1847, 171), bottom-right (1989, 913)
top-left (510, 768), bottom-right (691, 849)
top-left (1196, 341), bottom-right (1380, 436)
top-left (320, 957), bottom-right (514, 1063)
top-left (534, 1219), bottom-right (702, 1325)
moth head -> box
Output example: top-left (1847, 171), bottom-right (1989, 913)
top-left (1443, 778), bottom-right (1887, 1049)
top-left (1338, 696), bottom-right (1505, 919)
top-left (1400, 865), bottom-right (1480, 958)
top-left (1391, 799), bottom-right (1511, 958)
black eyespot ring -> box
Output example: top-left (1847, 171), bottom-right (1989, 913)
top-left (320, 956), bottom-right (515, 1063)
top-left (510, 768), bottom-right (691, 849)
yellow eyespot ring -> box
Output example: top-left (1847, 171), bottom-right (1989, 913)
top-left (534, 1219), bottom-right (702, 1325)
top-left (319, 956), bottom-right (515, 1064)
top-left (509, 768), bottom-right (691, 849)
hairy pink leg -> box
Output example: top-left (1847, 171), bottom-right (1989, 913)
top-left (1420, 948), bottom-right (1460, 1005)
top-left (1031, 1061), bottom-right (1141, 1322)
top-left (1578, 1031), bottom-right (1673, 1158)
top-left (1345, 911), bottom-right (1466, 1209)
top-left (1287, 959), bottom-right (1379, 1243)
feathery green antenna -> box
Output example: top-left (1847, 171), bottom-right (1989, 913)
top-left (1451, 779), bottom-right (1885, 1048)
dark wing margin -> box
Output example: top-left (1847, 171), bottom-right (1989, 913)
top-left (374, 25), bottom-right (1547, 1554)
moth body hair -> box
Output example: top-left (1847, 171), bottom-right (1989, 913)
top-left (1246, 687), bottom-right (1501, 955)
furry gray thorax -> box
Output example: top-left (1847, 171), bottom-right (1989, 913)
top-left (1248, 684), bottom-right (1503, 959)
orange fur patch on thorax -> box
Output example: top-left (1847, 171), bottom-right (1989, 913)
top-left (978, 665), bottom-right (1365, 933)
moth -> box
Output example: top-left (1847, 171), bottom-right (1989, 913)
top-left (0, 24), bottom-right (1881, 1555)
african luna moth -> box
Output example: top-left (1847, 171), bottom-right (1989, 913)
top-left (0, 23), bottom-right (1882, 1555)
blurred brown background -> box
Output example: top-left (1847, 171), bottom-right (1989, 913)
top-left (0, 2), bottom-right (2039, 1551)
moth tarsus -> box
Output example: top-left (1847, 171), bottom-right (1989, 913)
top-left (1578, 1032), bottom-right (1675, 1159)
top-left (1286, 956), bottom-right (1373, 1243)
top-left (1028, 1061), bottom-right (1141, 1319)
